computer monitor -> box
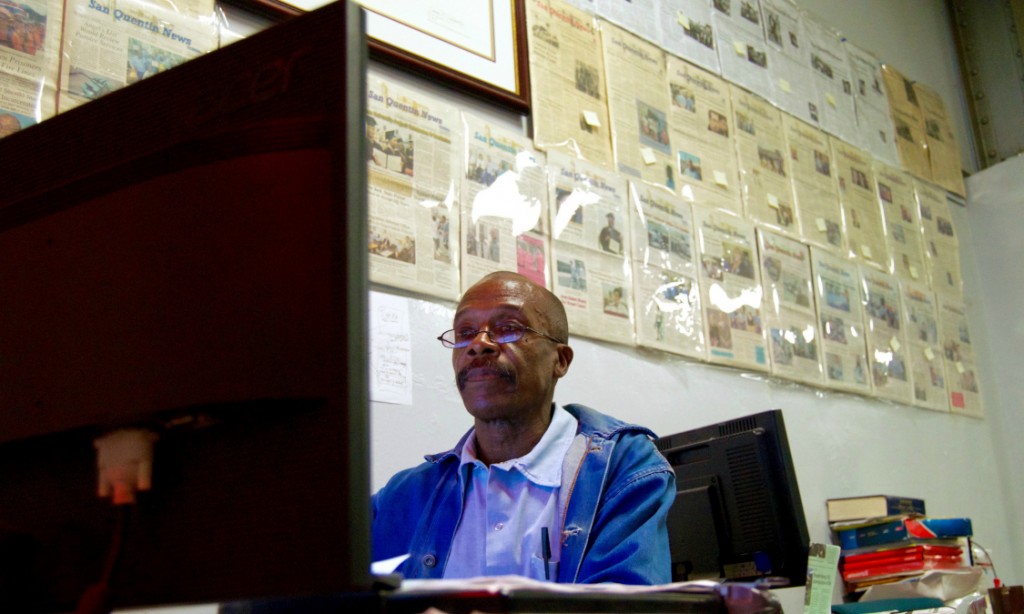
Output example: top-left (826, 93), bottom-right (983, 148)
top-left (656, 409), bottom-right (810, 587)
top-left (0, 3), bottom-right (371, 611)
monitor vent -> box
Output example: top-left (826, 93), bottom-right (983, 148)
top-left (719, 415), bottom-right (758, 437)
top-left (726, 443), bottom-right (773, 544)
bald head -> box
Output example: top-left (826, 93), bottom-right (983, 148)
top-left (463, 271), bottom-right (569, 343)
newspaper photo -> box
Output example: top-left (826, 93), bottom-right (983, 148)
top-left (803, 16), bottom-right (858, 144)
top-left (461, 112), bottom-right (550, 292)
top-left (937, 295), bottom-right (983, 418)
top-left (712, 1), bottom-right (772, 100)
top-left (874, 162), bottom-right (928, 284)
top-left (0, 0), bottom-right (62, 135)
top-left (525, 0), bottom-right (614, 166)
top-left (915, 178), bottom-right (963, 300)
top-left (782, 114), bottom-right (843, 253)
top-left (810, 247), bottom-right (872, 395)
top-left (366, 71), bottom-right (462, 300)
top-left (629, 181), bottom-right (705, 359)
top-left (666, 55), bottom-right (743, 217)
top-left (844, 41), bottom-right (899, 167)
top-left (654, 0), bottom-right (720, 74)
top-left (831, 137), bottom-right (888, 270)
top-left (914, 82), bottom-right (966, 197)
top-left (600, 19), bottom-right (676, 191)
top-left (694, 204), bottom-right (768, 372)
top-left (861, 267), bottom-right (913, 405)
top-left (59, 0), bottom-right (217, 113)
top-left (730, 85), bottom-right (799, 238)
top-left (901, 280), bottom-right (949, 412)
top-left (552, 242), bottom-right (636, 345)
top-left (761, 0), bottom-right (819, 126)
top-left (759, 229), bottom-right (823, 387)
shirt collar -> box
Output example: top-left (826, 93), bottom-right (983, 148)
top-left (457, 404), bottom-right (579, 487)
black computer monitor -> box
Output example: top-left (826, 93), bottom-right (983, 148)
top-left (0, 3), bottom-right (371, 611)
top-left (656, 409), bottom-right (810, 587)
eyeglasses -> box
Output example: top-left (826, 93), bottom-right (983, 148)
top-left (437, 322), bottom-right (564, 349)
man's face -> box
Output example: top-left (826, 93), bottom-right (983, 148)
top-left (450, 276), bottom-right (569, 423)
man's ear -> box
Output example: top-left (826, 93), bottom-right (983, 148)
top-left (553, 344), bottom-right (574, 379)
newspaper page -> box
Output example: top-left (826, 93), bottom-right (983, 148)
top-left (712, 0), bottom-right (772, 100)
top-left (525, 0), bottom-right (614, 166)
top-left (600, 19), bottom-right (676, 191)
top-left (761, 0), bottom-right (818, 126)
top-left (694, 204), bottom-right (768, 371)
top-left (629, 180), bottom-right (705, 359)
top-left (861, 267), bottom-right (913, 406)
top-left (366, 71), bottom-right (461, 300)
top-left (0, 0), bottom-right (62, 136)
top-left (729, 85), bottom-right (798, 238)
top-left (58, 0), bottom-right (218, 113)
top-left (874, 162), bottom-right (928, 284)
top-left (547, 152), bottom-right (636, 344)
top-left (759, 229), bottom-right (823, 387)
top-left (914, 178), bottom-right (963, 300)
top-left (900, 280), bottom-right (949, 412)
top-left (654, 0), bottom-right (720, 74)
top-left (803, 15), bottom-right (857, 144)
top-left (461, 113), bottom-right (550, 292)
top-left (831, 136), bottom-right (887, 270)
top-left (880, 63), bottom-right (930, 181)
top-left (937, 295), bottom-right (983, 418)
top-left (845, 41), bottom-right (899, 167)
top-left (783, 114), bottom-right (843, 254)
top-left (594, 0), bottom-right (658, 43)
top-left (810, 247), bottom-right (871, 395)
top-left (913, 82), bottom-right (966, 197)
top-left (666, 56), bottom-right (743, 216)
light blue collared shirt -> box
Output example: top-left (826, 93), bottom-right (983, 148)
top-left (442, 405), bottom-right (578, 580)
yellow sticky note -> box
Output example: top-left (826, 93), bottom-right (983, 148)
top-left (816, 218), bottom-right (828, 232)
top-left (641, 147), bottom-right (656, 165)
top-left (861, 244), bottom-right (873, 259)
top-left (890, 336), bottom-right (901, 352)
top-left (734, 41), bottom-right (746, 56)
top-left (713, 170), bottom-right (729, 187)
top-left (582, 110), bottom-right (601, 127)
top-left (767, 193), bottom-right (779, 208)
top-left (677, 11), bottom-right (690, 28)
top-left (924, 347), bottom-right (935, 361)
top-left (910, 265), bottom-right (919, 279)
top-left (826, 93), bottom-right (837, 107)
top-left (956, 361), bottom-right (966, 374)
top-left (779, 79), bottom-right (792, 93)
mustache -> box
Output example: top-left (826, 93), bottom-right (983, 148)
top-left (456, 359), bottom-right (516, 390)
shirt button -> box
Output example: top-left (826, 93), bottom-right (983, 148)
top-left (494, 522), bottom-right (504, 531)
top-left (422, 554), bottom-right (437, 568)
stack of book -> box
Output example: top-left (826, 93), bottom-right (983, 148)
top-left (826, 495), bottom-right (974, 593)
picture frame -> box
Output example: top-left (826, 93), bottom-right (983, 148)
top-left (238, 0), bottom-right (530, 111)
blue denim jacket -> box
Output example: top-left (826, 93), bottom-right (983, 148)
top-left (371, 404), bottom-right (676, 584)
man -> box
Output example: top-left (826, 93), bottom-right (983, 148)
top-left (371, 271), bottom-right (675, 584)
top-left (598, 213), bottom-right (623, 254)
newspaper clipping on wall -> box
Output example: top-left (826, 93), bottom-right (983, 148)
top-left (915, 178), bottom-right (963, 300)
top-left (803, 16), bottom-right (857, 144)
top-left (712, 0), bottom-right (772, 101)
top-left (861, 267), bottom-right (913, 405)
top-left (366, 72), bottom-right (462, 300)
top-left (914, 82), bottom-right (965, 197)
top-left (655, 0), bottom-right (720, 74)
top-left (629, 180), bottom-right (705, 359)
top-left (525, 0), bottom-right (614, 166)
top-left (0, 0), bottom-right (62, 136)
top-left (666, 56), bottom-right (743, 216)
top-left (845, 41), bottom-right (899, 167)
top-left (810, 247), bottom-right (871, 395)
top-left (759, 229), bottom-right (823, 386)
top-left (59, 0), bottom-right (217, 112)
top-left (594, 0), bottom-right (659, 45)
top-left (548, 152), bottom-right (635, 344)
top-left (730, 85), bottom-right (799, 239)
top-left (880, 63), bottom-right (931, 181)
top-left (695, 204), bottom-right (768, 372)
top-left (901, 280), bottom-right (949, 412)
top-left (761, 0), bottom-right (818, 127)
top-left (461, 113), bottom-right (550, 292)
top-left (600, 19), bottom-right (676, 191)
top-left (875, 163), bottom-right (928, 284)
top-left (831, 137), bottom-right (887, 270)
top-left (937, 295), bottom-right (983, 418)
top-left (783, 114), bottom-right (844, 254)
